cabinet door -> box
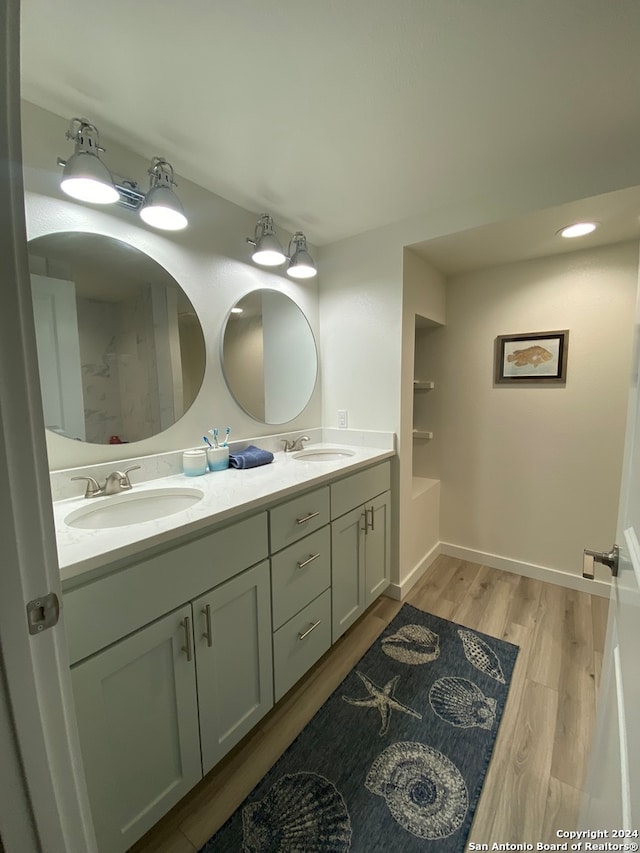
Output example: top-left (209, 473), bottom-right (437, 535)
top-left (331, 504), bottom-right (366, 642)
top-left (71, 605), bottom-right (201, 853)
top-left (365, 490), bottom-right (391, 605)
top-left (194, 561), bottom-right (273, 775)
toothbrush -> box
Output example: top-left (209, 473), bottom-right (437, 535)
top-left (222, 427), bottom-right (231, 447)
top-left (213, 427), bottom-right (219, 448)
top-left (203, 436), bottom-right (213, 448)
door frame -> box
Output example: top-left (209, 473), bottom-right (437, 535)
top-left (0, 2), bottom-right (96, 850)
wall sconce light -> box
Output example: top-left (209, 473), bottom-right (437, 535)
top-left (246, 213), bottom-right (317, 278)
top-left (57, 117), bottom-right (188, 231)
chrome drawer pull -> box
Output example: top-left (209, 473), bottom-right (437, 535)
top-left (298, 620), bottom-right (321, 641)
top-left (202, 604), bottom-right (213, 647)
top-left (297, 553), bottom-right (320, 569)
top-left (296, 510), bottom-right (320, 525)
top-left (181, 616), bottom-right (193, 662)
top-left (368, 506), bottom-right (375, 532)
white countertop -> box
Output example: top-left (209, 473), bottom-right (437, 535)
top-left (54, 443), bottom-right (394, 588)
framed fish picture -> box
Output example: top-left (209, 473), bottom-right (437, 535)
top-left (494, 330), bottom-right (569, 384)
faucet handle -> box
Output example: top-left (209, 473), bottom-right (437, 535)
top-left (71, 475), bottom-right (102, 498)
top-left (121, 465), bottom-right (141, 488)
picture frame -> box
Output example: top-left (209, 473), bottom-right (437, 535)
top-left (494, 330), bottom-right (569, 384)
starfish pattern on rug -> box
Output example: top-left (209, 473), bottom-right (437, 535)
top-left (342, 670), bottom-right (422, 735)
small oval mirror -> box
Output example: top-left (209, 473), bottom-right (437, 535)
top-left (28, 232), bottom-right (206, 445)
top-left (222, 290), bottom-right (317, 424)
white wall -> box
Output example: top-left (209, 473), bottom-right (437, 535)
top-left (438, 241), bottom-right (638, 578)
top-left (21, 101), bottom-right (321, 469)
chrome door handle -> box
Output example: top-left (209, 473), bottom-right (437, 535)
top-left (298, 620), bottom-right (321, 640)
top-left (181, 616), bottom-right (193, 661)
top-left (297, 553), bottom-right (320, 569)
top-left (202, 604), bottom-right (213, 647)
top-left (583, 544), bottom-right (619, 579)
top-left (296, 511), bottom-right (320, 525)
top-left (368, 506), bottom-right (375, 532)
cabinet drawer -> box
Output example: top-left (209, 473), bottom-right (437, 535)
top-left (273, 588), bottom-right (331, 702)
top-left (269, 486), bottom-right (330, 552)
top-left (271, 527), bottom-right (331, 630)
top-left (64, 512), bottom-right (268, 664)
top-left (331, 461), bottom-right (391, 520)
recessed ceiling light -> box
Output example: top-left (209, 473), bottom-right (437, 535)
top-left (558, 222), bottom-right (598, 238)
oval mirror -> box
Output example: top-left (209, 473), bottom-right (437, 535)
top-left (222, 290), bottom-right (317, 424)
top-left (28, 232), bottom-right (206, 445)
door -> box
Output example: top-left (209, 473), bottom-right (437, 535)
top-left (364, 491), bottom-right (391, 605)
top-left (194, 561), bottom-right (273, 775)
top-left (331, 504), bottom-right (366, 641)
top-left (71, 606), bottom-right (201, 853)
top-left (30, 274), bottom-right (86, 440)
top-left (580, 308), bottom-right (640, 827)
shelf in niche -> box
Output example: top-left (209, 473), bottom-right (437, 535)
top-left (413, 380), bottom-right (435, 391)
top-left (412, 477), bottom-right (439, 499)
top-left (413, 429), bottom-right (433, 440)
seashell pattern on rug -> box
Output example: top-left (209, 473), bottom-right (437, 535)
top-left (381, 623), bottom-right (440, 664)
top-left (366, 741), bottom-right (468, 839)
top-left (457, 629), bottom-right (506, 683)
top-left (241, 772), bottom-right (352, 851)
top-left (429, 677), bottom-right (497, 729)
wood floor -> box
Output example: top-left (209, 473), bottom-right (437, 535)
top-left (129, 556), bottom-right (609, 852)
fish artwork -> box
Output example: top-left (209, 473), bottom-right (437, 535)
top-left (381, 623), bottom-right (440, 665)
top-left (506, 345), bottom-right (553, 368)
top-left (428, 677), bottom-right (497, 729)
top-left (241, 772), bottom-right (352, 851)
top-left (457, 629), bottom-right (506, 683)
top-left (365, 742), bottom-right (469, 839)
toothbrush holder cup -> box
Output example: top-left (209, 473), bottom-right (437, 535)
top-left (207, 446), bottom-right (230, 472)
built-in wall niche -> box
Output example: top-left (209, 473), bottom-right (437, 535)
top-left (413, 315), bottom-right (441, 494)
top-left (28, 232), bottom-right (206, 445)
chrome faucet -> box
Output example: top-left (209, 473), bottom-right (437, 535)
top-left (71, 466), bottom-right (141, 498)
top-left (281, 435), bottom-right (310, 452)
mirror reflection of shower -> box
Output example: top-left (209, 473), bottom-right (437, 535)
top-left (28, 232), bottom-right (206, 445)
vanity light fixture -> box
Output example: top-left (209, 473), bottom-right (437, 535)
top-left (57, 117), bottom-right (188, 231)
top-left (557, 222), bottom-right (598, 238)
top-left (246, 214), bottom-right (317, 278)
top-left (59, 118), bottom-right (119, 204)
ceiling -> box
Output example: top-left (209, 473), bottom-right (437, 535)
top-left (19, 0), bottom-right (640, 250)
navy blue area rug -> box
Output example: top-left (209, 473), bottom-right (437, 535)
top-left (200, 604), bottom-right (518, 852)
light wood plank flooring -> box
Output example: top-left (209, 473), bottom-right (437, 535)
top-left (129, 556), bottom-right (608, 852)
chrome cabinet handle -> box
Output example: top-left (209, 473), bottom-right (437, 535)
top-left (368, 506), bottom-right (375, 532)
top-left (296, 511), bottom-right (320, 525)
top-left (298, 620), bottom-right (321, 641)
top-left (202, 604), bottom-right (213, 647)
top-left (297, 553), bottom-right (320, 569)
top-left (181, 616), bottom-right (193, 661)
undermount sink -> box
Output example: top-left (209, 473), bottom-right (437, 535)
top-left (64, 487), bottom-right (205, 530)
top-left (292, 447), bottom-right (356, 462)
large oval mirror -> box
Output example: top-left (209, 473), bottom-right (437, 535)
top-left (28, 232), bottom-right (206, 444)
top-left (222, 290), bottom-right (317, 423)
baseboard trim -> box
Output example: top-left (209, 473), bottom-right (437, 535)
top-left (439, 542), bottom-right (611, 597)
top-left (387, 541), bottom-right (442, 600)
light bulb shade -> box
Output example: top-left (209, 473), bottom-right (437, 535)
top-left (60, 151), bottom-right (119, 204)
top-left (249, 214), bottom-right (286, 265)
top-left (140, 186), bottom-right (188, 231)
top-left (252, 231), bottom-right (286, 266)
top-left (286, 232), bottom-right (317, 278)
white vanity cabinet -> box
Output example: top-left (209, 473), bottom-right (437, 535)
top-left (269, 487), bottom-right (332, 701)
top-left (193, 560), bottom-right (273, 774)
top-left (330, 462), bottom-right (391, 641)
top-left (71, 605), bottom-right (202, 853)
top-left (65, 513), bottom-right (272, 853)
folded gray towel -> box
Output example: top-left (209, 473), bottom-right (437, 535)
top-left (228, 445), bottom-right (274, 469)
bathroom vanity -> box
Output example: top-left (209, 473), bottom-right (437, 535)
top-left (54, 444), bottom-right (393, 852)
